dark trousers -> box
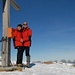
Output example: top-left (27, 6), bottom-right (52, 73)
top-left (17, 46), bottom-right (30, 64)
top-left (17, 46), bottom-right (24, 64)
top-left (24, 47), bottom-right (30, 56)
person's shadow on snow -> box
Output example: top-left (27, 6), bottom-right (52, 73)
top-left (30, 63), bottom-right (36, 68)
top-left (23, 63), bottom-right (35, 69)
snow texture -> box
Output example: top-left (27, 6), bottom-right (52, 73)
top-left (0, 62), bottom-right (75, 75)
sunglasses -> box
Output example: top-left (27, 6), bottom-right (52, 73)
top-left (23, 24), bottom-right (27, 25)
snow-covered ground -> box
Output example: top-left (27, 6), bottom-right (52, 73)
top-left (0, 62), bottom-right (75, 75)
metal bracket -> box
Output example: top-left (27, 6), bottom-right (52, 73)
top-left (0, 37), bottom-right (7, 42)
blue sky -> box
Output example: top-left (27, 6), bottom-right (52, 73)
top-left (0, 0), bottom-right (75, 62)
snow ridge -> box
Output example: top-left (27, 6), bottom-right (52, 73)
top-left (0, 62), bottom-right (75, 75)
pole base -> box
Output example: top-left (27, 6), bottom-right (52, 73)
top-left (0, 66), bottom-right (22, 71)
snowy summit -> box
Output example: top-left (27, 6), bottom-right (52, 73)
top-left (0, 62), bottom-right (75, 75)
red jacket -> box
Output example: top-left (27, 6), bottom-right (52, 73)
top-left (13, 29), bottom-right (23, 48)
top-left (22, 27), bottom-right (32, 47)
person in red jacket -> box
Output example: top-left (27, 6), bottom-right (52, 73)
top-left (22, 22), bottom-right (32, 68)
top-left (13, 24), bottom-right (23, 66)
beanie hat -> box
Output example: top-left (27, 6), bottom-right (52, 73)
top-left (17, 24), bottom-right (22, 28)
